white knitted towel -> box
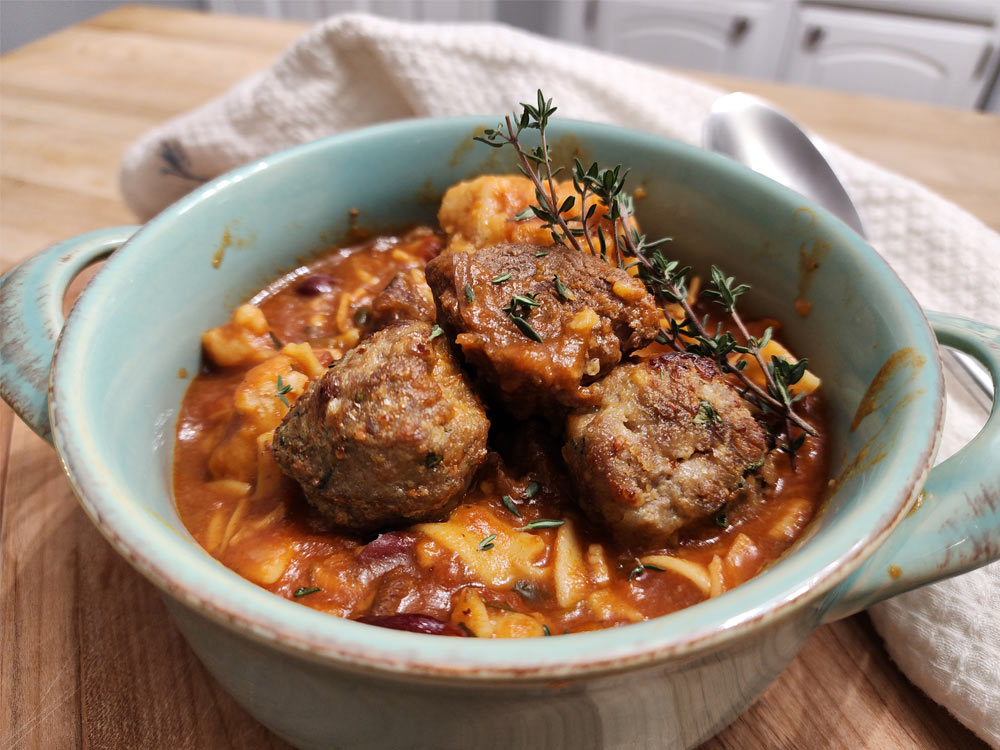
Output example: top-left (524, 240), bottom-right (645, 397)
top-left (119, 14), bottom-right (1000, 746)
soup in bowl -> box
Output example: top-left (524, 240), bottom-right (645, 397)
top-left (1, 116), bottom-right (998, 750)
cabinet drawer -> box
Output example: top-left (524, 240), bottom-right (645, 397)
top-left (783, 6), bottom-right (996, 107)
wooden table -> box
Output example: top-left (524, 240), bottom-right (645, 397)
top-left (2, 6), bottom-right (996, 748)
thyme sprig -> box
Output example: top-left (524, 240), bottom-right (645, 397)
top-left (475, 90), bottom-right (818, 461)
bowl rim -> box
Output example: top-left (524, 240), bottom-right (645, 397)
top-left (49, 115), bottom-right (944, 681)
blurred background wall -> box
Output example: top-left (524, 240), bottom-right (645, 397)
top-left (2, 0), bottom-right (998, 112)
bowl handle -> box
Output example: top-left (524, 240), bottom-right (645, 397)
top-left (0, 227), bottom-right (139, 443)
top-left (821, 311), bottom-right (1000, 622)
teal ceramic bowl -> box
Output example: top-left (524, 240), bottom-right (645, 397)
top-left (2, 118), bottom-right (999, 750)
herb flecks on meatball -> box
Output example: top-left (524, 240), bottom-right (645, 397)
top-left (273, 321), bottom-right (489, 532)
top-left (562, 352), bottom-right (769, 547)
top-left (425, 242), bottom-right (661, 418)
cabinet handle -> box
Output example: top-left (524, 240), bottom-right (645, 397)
top-left (973, 43), bottom-right (994, 78)
top-left (729, 16), bottom-right (751, 43)
top-left (803, 26), bottom-right (825, 50)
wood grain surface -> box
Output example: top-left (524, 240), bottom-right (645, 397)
top-left (1, 6), bottom-right (996, 749)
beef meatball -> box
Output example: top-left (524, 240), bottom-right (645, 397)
top-left (273, 321), bottom-right (489, 531)
top-left (368, 268), bottom-right (436, 333)
top-left (425, 242), bottom-right (660, 418)
top-left (562, 353), bottom-right (769, 546)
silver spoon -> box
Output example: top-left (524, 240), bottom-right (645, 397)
top-left (704, 92), bottom-right (993, 410)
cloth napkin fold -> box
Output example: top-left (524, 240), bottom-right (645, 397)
top-left (119, 13), bottom-right (1000, 746)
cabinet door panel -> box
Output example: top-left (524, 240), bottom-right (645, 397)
top-left (784, 7), bottom-right (995, 107)
top-left (592, 1), bottom-right (781, 77)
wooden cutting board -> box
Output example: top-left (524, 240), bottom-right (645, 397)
top-left (2, 6), bottom-right (996, 748)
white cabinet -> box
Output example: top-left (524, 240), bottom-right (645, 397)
top-left (781, 6), bottom-right (997, 107)
top-left (590, 1), bottom-right (791, 78)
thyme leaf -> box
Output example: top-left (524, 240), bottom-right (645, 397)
top-left (693, 400), bottom-right (721, 426)
top-left (293, 587), bottom-right (321, 598)
top-left (553, 274), bottom-right (574, 301)
top-left (521, 519), bottom-right (563, 530)
top-left (275, 375), bottom-right (293, 408)
top-left (501, 495), bottom-right (522, 517)
top-left (477, 533), bottom-right (497, 551)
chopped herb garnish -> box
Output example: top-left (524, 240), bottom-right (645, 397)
top-left (464, 283), bottom-right (475, 304)
top-left (491, 272), bottom-right (512, 284)
top-left (542, 624), bottom-right (552, 636)
top-left (353, 306), bottom-right (370, 326)
top-left (502, 293), bottom-right (541, 313)
top-left (353, 391), bottom-right (366, 404)
top-left (521, 519), bottom-right (564, 530)
top-left (524, 481), bottom-right (540, 499)
top-left (275, 374), bottom-right (293, 407)
top-left (510, 314), bottom-right (543, 343)
top-left (429, 324), bottom-right (445, 340)
top-left (715, 511), bottom-right (729, 528)
top-left (501, 494), bottom-right (522, 517)
top-left (553, 274), bottom-right (574, 301)
top-left (628, 562), bottom-right (666, 581)
top-left (693, 399), bottom-right (721, 426)
top-left (268, 330), bottom-right (284, 349)
top-left (293, 587), bottom-right (321, 598)
top-left (477, 533), bottom-right (497, 551)
top-left (535, 251), bottom-right (549, 258)
top-left (424, 452), bottom-right (443, 469)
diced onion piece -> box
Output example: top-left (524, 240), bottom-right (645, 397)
top-left (640, 554), bottom-right (711, 596)
top-left (451, 587), bottom-right (493, 638)
top-left (768, 499), bottom-right (812, 541)
top-left (201, 303), bottom-right (274, 368)
top-left (611, 278), bottom-right (645, 302)
top-left (587, 590), bottom-right (644, 623)
top-left (253, 432), bottom-right (285, 500)
top-left (553, 520), bottom-right (589, 608)
top-left (415, 507), bottom-right (545, 588)
top-left (414, 538), bottom-right (444, 568)
top-left (334, 291), bottom-right (353, 333)
top-left (586, 544), bottom-right (611, 585)
top-left (568, 308), bottom-right (599, 334)
top-left (734, 339), bottom-right (820, 397)
top-left (724, 533), bottom-right (762, 586)
top-left (282, 341), bottom-right (325, 379)
top-left (492, 612), bottom-right (546, 639)
top-left (204, 509), bottom-right (227, 554)
top-left (217, 497), bottom-right (249, 556)
top-left (236, 537), bottom-right (295, 585)
top-left (205, 479), bottom-right (251, 498)
top-left (709, 555), bottom-right (725, 598)
top-left (233, 303), bottom-right (268, 334)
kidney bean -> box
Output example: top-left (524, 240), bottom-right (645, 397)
top-left (296, 274), bottom-right (337, 296)
top-left (356, 532), bottom-right (415, 565)
top-left (356, 614), bottom-right (468, 637)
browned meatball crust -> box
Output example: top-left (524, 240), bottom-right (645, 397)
top-left (368, 268), bottom-right (436, 333)
top-left (273, 321), bottom-right (489, 531)
top-left (562, 353), bottom-right (769, 546)
top-left (425, 242), bottom-right (660, 418)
